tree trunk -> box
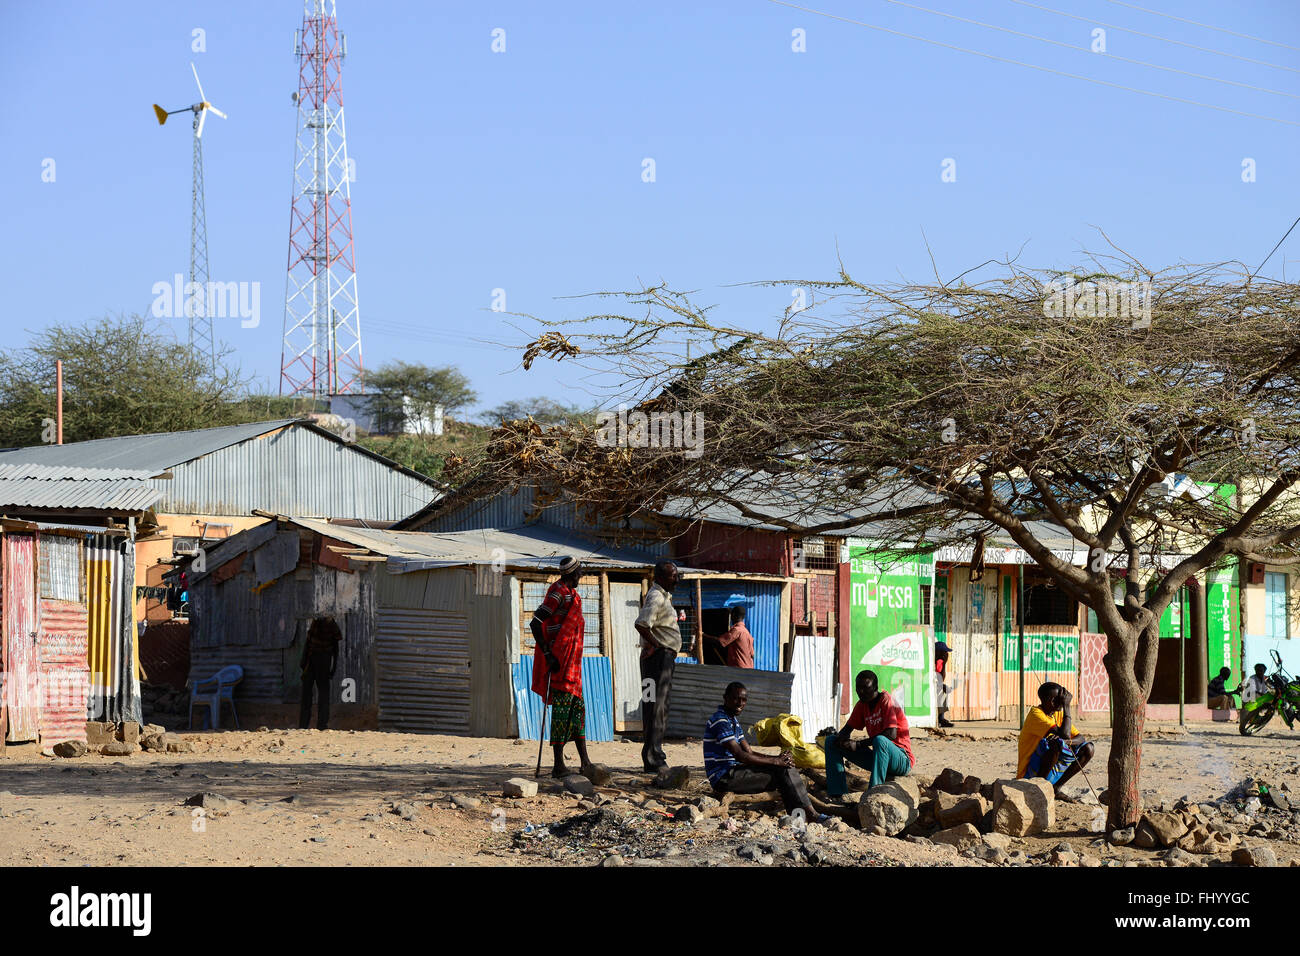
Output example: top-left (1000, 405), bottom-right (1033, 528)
top-left (1104, 621), bottom-right (1160, 829)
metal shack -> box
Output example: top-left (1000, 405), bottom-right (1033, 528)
top-left (0, 465), bottom-right (161, 749)
top-left (185, 515), bottom-right (799, 738)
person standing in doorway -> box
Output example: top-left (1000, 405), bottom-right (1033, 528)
top-left (530, 556), bottom-right (595, 778)
top-left (934, 640), bottom-right (953, 727)
top-left (299, 616), bottom-right (341, 730)
top-left (714, 605), bottom-right (754, 669)
top-left (636, 560), bottom-right (681, 773)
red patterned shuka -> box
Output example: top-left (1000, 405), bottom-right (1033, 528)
top-left (531, 580), bottom-right (584, 704)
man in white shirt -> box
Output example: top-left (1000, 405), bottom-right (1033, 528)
top-left (635, 560), bottom-right (681, 773)
top-left (1241, 662), bottom-right (1271, 704)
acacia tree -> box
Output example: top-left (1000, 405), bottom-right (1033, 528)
top-left (453, 256), bottom-right (1300, 829)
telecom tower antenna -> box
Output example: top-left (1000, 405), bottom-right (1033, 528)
top-left (153, 64), bottom-right (227, 370)
top-left (280, 0), bottom-right (363, 397)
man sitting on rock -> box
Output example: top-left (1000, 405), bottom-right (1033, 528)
top-left (1207, 667), bottom-right (1240, 711)
top-left (822, 669), bottom-right (915, 799)
top-left (705, 681), bottom-right (829, 823)
top-left (1018, 682), bottom-right (1094, 794)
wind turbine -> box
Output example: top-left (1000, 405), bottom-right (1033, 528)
top-left (153, 63), bottom-right (227, 370)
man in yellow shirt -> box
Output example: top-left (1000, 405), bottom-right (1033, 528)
top-left (1017, 682), bottom-right (1094, 793)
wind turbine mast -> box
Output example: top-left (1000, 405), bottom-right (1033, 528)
top-left (280, 0), bottom-right (364, 398)
top-left (153, 64), bottom-right (226, 371)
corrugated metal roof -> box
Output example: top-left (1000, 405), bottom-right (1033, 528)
top-left (0, 421), bottom-right (442, 520)
top-left (282, 517), bottom-right (723, 575)
top-left (0, 420), bottom-right (303, 470)
top-left (0, 464), bottom-right (163, 513)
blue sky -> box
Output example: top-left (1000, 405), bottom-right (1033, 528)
top-left (2, 0), bottom-right (1297, 417)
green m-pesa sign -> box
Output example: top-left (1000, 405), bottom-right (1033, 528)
top-left (848, 548), bottom-right (935, 724)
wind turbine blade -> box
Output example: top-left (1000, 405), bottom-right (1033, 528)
top-left (153, 104), bottom-right (169, 125)
top-left (208, 105), bottom-right (228, 120)
top-left (191, 62), bottom-right (206, 103)
top-left (196, 108), bottom-right (207, 139)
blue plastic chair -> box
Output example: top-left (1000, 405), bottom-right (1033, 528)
top-left (189, 665), bottom-right (244, 730)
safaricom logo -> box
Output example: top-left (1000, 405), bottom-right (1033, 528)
top-left (851, 576), bottom-right (914, 617)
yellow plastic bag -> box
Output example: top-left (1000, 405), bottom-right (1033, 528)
top-left (749, 713), bottom-right (826, 769)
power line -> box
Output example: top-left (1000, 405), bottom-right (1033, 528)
top-left (1008, 0), bottom-right (1300, 75)
top-left (763, 0), bottom-right (1300, 126)
top-left (1253, 214), bottom-right (1300, 278)
top-left (1103, 0), bottom-right (1300, 55)
top-left (880, 0), bottom-right (1299, 100)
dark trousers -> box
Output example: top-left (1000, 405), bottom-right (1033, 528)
top-left (299, 654), bottom-right (332, 729)
top-left (640, 647), bottom-right (675, 768)
top-left (714, 766), bottom-right (811, 814)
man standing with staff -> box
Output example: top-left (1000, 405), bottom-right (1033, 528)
top-left (636, 560), bottom-right (682, 773)
top-left (530, 556), bottom-right (595, 778)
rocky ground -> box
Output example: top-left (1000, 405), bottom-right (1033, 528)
top-left (0, 717), bottom-right (1296, 867)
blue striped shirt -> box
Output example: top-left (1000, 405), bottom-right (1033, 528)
top-left (703, 707), bottom-right (743, 785)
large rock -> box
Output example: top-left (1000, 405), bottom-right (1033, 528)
top-left (1231, 845), bottom-right (1278, 867)
top-left (142, 723), bottom-right (165, 737)
top-left (582, 763), bottom-right (613, 787)
top-left (933, 768), bottom-right (966, 795)
top-left (935, 792), bottom-right (990, 829)
top-left (119, 721), bottom-right (140, 746)
top-left (140, 733), bottom-right (164, 752)
top-left (652, 766), bottom-right (692, 791)
top-left (503, 778), bottom-right (538, 798)
top-left (992, 779), bottom-right (1055, 837)
top-left (982, 831), bottom-right (1012, 852)
top-left (931, 823), bottom-right (982, 851)
top-left (185, 792), bottom-right (240, 812)
top-left (100, 741), bottom-right (137, 756)
top-left (162, 734), bottom-right (193, 753)
top-left (858, 780), bottom-right (919, 836)
top-left (85, 721), bottom-right (115, 747)
top-left (1141, 811), bottom-right (1189, 847)
top-left (52, 740), bottom-right (88, 758)
top-left (562, 775), bottom-right (595, 797)
top-left (1133, 820), bottom-right (1160, 849)
top-left (961, 775), bottom-right (983, 795)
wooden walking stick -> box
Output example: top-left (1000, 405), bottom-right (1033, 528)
top-left (534, 667), bottom-right (552, 779)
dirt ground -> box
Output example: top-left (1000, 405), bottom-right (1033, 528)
top-left (0, 716), bottom-right (1296, 867)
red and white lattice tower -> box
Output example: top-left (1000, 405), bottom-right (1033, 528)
top-left (280, 0), bottom-right (362, 397)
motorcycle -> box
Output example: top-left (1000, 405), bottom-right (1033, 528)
top-left (1239, 649), bottom-right (1300, 736)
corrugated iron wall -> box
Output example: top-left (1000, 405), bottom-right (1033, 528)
top-left (38, 599), bottom-right (89, 745)
top-left (4, 533), bottom-right (39, 741)
top-left (665, 663), bottom-right (794, 738)
top-left (511, 655), bottom-right (615, 742)
top-left (188, 527), bottom-right (375, 707)
top-left (677, 524), bottom-right (785, 574)
top-left (410, 485), bottom-right (671, 555)
top-left (375, 607), bottom-right (471, 734)
top-left (153, 425), bottom-right (438, 520)
top-left (699, 581), bottom-right (782, 671)
top-left (85, 533), bottom-right (140, 723)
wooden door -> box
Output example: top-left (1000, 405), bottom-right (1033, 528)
top-left (609, 582), bottom-right (644, 731)
top-left (947, 569), bottom-right (1000, 720)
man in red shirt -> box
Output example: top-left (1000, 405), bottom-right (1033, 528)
top-left (821, 670), bottom-right (914, 798)
top-left (713, 605), bottom-right (754, 669)
top-left (530, 556), bottom-right (593, 778)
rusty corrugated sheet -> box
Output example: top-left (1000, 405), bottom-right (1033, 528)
top-left (4, 533), bottom-right (40, 741)
top-left (678, 523), bottom-right (786, 575)
top-left (375, 607), bottom-right (470, 734)
top-left (38, 600), bottom-right (89, 746)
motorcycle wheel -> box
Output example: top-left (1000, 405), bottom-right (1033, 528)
top-left (1240, 703), bottom-right (1275, 736)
